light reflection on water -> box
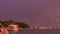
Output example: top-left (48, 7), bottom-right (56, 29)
top-left (9, 29), bottom-right (60, 34)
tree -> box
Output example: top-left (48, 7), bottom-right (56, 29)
top-left (15, 22), bottom-right (29, 28)
top-left (0, 21), bottom-right (3, 27)
top-left (0, 20), bottom-right (29, 28)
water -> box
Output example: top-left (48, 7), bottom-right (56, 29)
top-left (9, 29), bottom-right (60, 34)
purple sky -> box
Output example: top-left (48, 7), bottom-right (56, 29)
top-left (0, 0), bottom-right (60, 26)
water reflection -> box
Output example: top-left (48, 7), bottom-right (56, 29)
top-left (9, 29), bottom-right (60, 34)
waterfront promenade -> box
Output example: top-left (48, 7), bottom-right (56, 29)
top-left (30, 25), bottom-right (60, 29)
top-left (0, 25), bottom-right (60, 34)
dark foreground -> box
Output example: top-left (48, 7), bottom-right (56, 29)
top-left (9, 29), bottom-right (60, 34)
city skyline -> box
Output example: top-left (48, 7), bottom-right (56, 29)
top-left (0, 0), bottom-right (60, 26)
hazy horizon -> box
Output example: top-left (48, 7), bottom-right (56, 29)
top-left (0, 0), bottom-right (60, 26)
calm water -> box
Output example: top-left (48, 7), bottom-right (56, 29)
top-left (9, 29), bottom-right (60, 34)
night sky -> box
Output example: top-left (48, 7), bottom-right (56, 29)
top-left (0, 0), bottom-right (60, 26)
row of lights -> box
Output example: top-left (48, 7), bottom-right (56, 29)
top-left (30, 26), bottom-right (60, 29)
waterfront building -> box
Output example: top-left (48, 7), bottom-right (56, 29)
top-left (8, 24), bottom-right (18, 32)
top-left (38, 26), bottom-right (48, 29)
top-left (57, 26), bottom-right (60, 29)
top-left (35, 26), bottom-right (38, 29)
top-left (30, 26), bottom-right (34, 29)
top-left (48, 26), bottom-right (52, 29)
